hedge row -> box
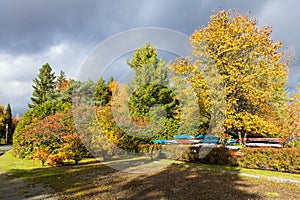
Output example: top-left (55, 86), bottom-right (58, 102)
top-left (237, 148), bottom-right (300, 173)
top-left (140, 145), bottom-right (300, 173)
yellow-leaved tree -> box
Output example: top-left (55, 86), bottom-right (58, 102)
top-left (283, 84), bottom-right (300, 147)
top-left (170, 10), bottom-right (289, 141)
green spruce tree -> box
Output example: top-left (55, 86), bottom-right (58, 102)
top-left (95, 76), bottom-right (110, 106)
top-left (56, 70), bottom-right (66, 91)
top-left (29, 63), bottom-right (56, 108)
top-left (0, 105), bottom-right (5, 140)
top-left (127, 43), bottom-right (178, 120)
top-left (5, 103), bottom-right (13, 143)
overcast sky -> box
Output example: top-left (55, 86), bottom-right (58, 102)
top-left (1, 0), bottom-right (299, 115)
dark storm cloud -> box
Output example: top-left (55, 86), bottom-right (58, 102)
top-left (0, 0), bottom-right (269, 55)
top-left (0, 0), bottom-right (102, 54)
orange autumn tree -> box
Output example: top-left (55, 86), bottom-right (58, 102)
top-left (170, 10), bottom-right (289, 140)
top-left (21, 109), bottom-right (88, 165)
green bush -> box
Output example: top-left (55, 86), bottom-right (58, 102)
top-left (157, 145), bottom-right (237, 166)
top-left (13, 105), bottom-right (89, 165)
top-left (13, 102), bottom-right (70, 157)
top-left (199, 147), bottom-right (237, 166)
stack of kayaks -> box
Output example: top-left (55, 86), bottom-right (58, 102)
top-left (153, 135), bottom-right (283, 148)
top-left (243, 138), bottom-right (282, 148)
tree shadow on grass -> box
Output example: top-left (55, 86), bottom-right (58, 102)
top-left (0, 169), bottom-right (57, 200)
top-left (84, 162), bottom-right (261, 200)
top-left (0, 155), bottom-right (285, 200)
top-left (0, 159), bottom-right (119, 199)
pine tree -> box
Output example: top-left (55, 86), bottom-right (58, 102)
top-left (5, 103), bottom-right (13, 143)
top-left (47, 71), bottom-right (72, 104)
top-left (28, 63), bottom-right (56, 108)
top-left (56, 70), bottom-right (67, 91)
top-left (127, 42), bottom-right (157, 71)
top-left (107, 76), bottom-right (115, 94)
top-left (127, 43), bottom-right (177, 120)
top-left (0, 105), bottom-right (5, 140)
top-left (108, 43), bottom-right (178, 141)
top-left (95, 76), bottom-right (110, 106)
top-left (108, 76), bottom-right (114, 85)
top-left (72, 80), bottom-right (96, 106)
top-left (127, 43), bottom-right (169, 89)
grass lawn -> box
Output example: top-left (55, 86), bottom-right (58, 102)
top-left (1, 150), bottom-right (300, 199)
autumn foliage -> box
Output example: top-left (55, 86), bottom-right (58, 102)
top-left (12, 10), bottom-right (300, 168)
top-left (15, 108), bottom-right (89, 165)
top-left (170, 10), bottom-right (289, 140)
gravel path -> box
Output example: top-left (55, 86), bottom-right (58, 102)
top-left (0, 144), bottom-right (12, 156)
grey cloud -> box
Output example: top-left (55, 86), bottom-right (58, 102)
top-left (257, 0), bottom-right (300, 91)
top-left (0, 0), bottom-right (269, 55)
top-left (0, 0), bottom-right (105, 54)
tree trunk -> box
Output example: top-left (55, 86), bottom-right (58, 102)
top-left (243, 132), bottom-right (247, 146)
top-left (238, 131), bottom-right (242, 146)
